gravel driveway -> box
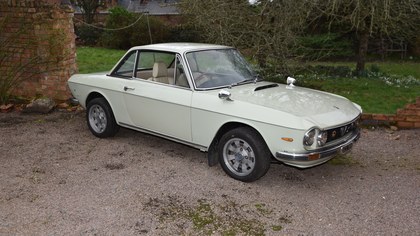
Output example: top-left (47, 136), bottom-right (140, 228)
top-left (0, 111), bottom-right (419, 235)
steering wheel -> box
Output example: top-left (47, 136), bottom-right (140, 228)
top-left (194, 73), bottom-right (212, 87)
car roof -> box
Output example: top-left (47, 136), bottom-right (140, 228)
top-left (129, 43), bottom-right (233, 54)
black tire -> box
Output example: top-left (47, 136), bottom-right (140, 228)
top-left (86, 97), bottom-right (119, 138)
top-left (218, 127), bottom-right (271, 182)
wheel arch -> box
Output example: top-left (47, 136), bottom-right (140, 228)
top-left (207, 121), bottom-right (269, 166)
top-left (85, 91), bottom-right (120, 138)
top-left (86, 91), bottom-right (106, 107)
top-left (85, 91), bottom-right (120, 121)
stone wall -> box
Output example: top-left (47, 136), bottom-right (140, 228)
top-left (0, 0), bottom-right (76, 101)
top-left (361, 97), bottom-right (420, 129)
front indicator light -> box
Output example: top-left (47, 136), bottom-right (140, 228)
top-left (281, 137), bottom-right (294, 142)
top-left (308, 153), bottom-right (320, 160)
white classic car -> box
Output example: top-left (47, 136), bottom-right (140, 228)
top-left (68, 43), bottom-right (362, 182)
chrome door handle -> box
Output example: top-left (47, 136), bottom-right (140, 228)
top-left (124, 86), bottom-right (135, 91)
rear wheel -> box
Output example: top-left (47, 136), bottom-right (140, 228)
top-left (218, 127), bottom-right (271, 182)
top-left (86, 97), bottom-right (119, 138)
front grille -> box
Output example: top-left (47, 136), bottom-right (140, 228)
top-left (325, 120), bottom-right (358, 143)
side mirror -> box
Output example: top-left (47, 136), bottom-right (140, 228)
top-left (286, 76), bottom-right (296, 88)
top-left (218, 89), bottom-right (233, 101)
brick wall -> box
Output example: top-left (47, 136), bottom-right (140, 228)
top-left (361, 97), bottom-right (420, 129)
top-left (0, 0), bottom-right (76, 101)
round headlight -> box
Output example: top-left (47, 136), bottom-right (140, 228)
top-left (303, 128), bottom-right (317, 146)
top-left (317, 131), bottom-right (328, 146)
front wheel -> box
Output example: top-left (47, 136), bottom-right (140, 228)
top-left (218, 127), bottom-right (271, 182)
top-left (86, 97), bottom-right (119, 138)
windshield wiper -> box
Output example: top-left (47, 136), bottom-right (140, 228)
top-left (230, 75), bottom-right (263, 88)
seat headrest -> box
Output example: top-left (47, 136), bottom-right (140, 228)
top-left (152, 62), bottom-right (168, 78)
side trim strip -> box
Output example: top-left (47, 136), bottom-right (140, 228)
top-left (119, 122), bottom-right (208, 152)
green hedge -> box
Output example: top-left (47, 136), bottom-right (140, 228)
top-left (99, 7), bottom-right (162, 49)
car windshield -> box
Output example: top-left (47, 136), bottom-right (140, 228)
top-left (186, 49), bottom-right (257, 89)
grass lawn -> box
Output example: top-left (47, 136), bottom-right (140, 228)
top-left (76, 46), bottom-right (419, 114)
top-left (310, 61), bottom-right (420, 78)
top-left (291, 61), bottom-right (420, 114)
top-left (76, 47), bottom-right (126, 73)
top-left (299, 77), bottom-right (419, 114)
top-left (369, 62), bottom-right (420, 78)
top-left (271, 60), bottom-right (419, 114)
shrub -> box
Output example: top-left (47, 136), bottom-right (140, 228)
top-left (100, 7), bottom-right (170, 49)
top-left (129, 16), bottom-right (170, 46)
top-left (75, 24), bottom-right (103, 46)
top-left (100, 7), bottom-right (135, 49)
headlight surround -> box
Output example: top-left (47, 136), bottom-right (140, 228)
top-left (304, 128), bottom-right (328, 148)
top-left (317, 131), bottom-right (328, 146)
top-left (303, 128), bottom-right (318, 147)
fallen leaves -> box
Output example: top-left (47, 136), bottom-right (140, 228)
top-left (0, 104), bottom-right (14, 113)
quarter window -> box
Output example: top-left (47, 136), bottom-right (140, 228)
top-left (174, 56), bottom-right (189, 88)
top-left (111, 51), bottom-right (137, 78)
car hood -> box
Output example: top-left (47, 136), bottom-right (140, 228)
top-left (227, 82), bottom-right (361, 128)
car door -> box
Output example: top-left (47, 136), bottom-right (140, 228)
top-left (121, 51), bottom-right (193, 142)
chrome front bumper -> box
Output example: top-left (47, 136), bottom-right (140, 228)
top-left (69, 97), bottom-right (79, 106)
top-left (275, 129), bottom-right (360, 168)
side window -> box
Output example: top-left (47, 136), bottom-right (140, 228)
top-left (136, 51), bottom-right (176, 84)
top-left (137, 51), bottom-right (175, 70)
top-left (137, 52), bottom-right (155, 69)
top-left (111, 51), bottom-right (137, 78)
top-left (175, 56), bottom-right (189, 88)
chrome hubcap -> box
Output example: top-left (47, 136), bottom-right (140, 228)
top-left (89, 104), bottom-right (107, 133)
top-left (223, 138), bottom-right (255, 176)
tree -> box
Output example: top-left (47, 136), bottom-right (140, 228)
top-left (307, 0), bottom-right (420, 74)
top-left (180, 0), bottom-right (308, 73)
top-left (71, 0), bottom-right (105, 23)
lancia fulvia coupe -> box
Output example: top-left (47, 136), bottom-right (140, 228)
top-left (68, 43), bottom-right (362, 182)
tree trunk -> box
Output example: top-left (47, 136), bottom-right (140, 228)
top-left (356, 30), bottom-right (369, 75)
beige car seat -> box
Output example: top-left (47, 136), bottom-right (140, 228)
top-left (148, 62), bottom-right (174, 84)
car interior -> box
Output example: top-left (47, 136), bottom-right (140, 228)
top-left (111, 50), bottom-right (189, 88)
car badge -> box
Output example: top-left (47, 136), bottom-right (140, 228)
top-left (331, 130), bottom-right (337, 138)
top-left (340, 126), bottom-right (348, 135)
